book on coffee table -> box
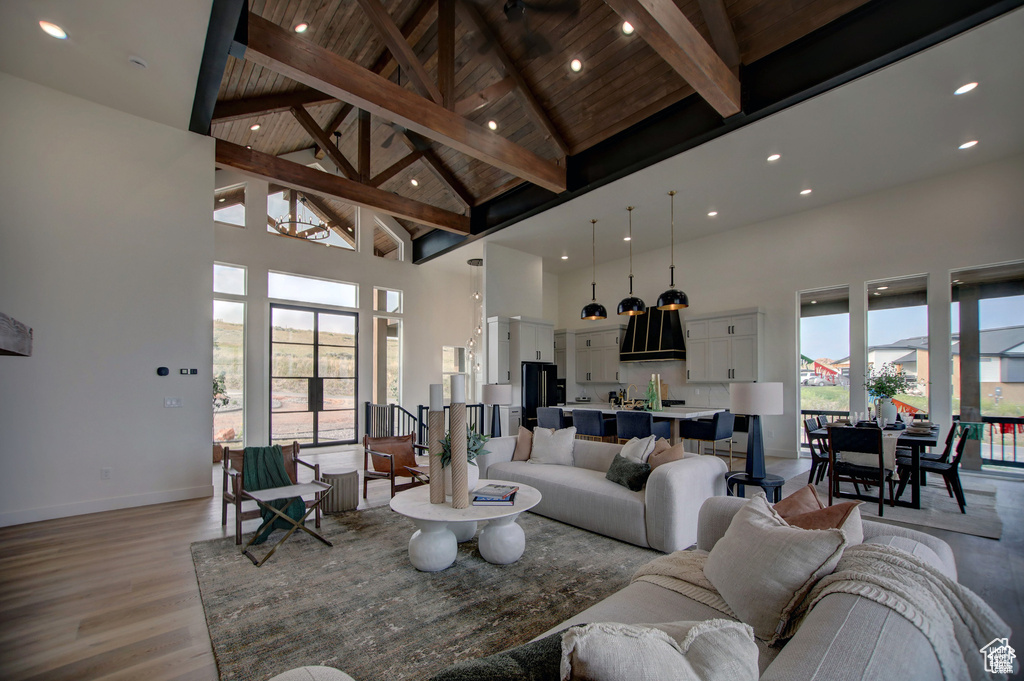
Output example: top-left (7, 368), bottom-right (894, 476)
top-left (473, 483), bottom-right (519, 500)
top-left (473, 491), bottom-right (517, 506)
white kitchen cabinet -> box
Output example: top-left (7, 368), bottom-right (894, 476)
top-left (511, 317), bottom-right (554, 364)
top-left (487, 317), bottom-right (511, 384)
top-left (684, 310), bottom-right (763, 383)
top-left (575, 325), bottom-right (625, 382)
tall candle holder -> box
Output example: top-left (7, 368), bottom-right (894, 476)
top-left (449, 375), bottom-right (469, 509)
top-left (428, 384), bottom-right (445, 504)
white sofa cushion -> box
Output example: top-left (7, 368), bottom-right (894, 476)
top-left (703, 494), bottom-right (847, 643)
top-left (530, 427), bottom-right (577, 465)
top-left (620, 435), bottom-right (657, 463)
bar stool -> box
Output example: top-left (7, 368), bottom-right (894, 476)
top-left (616, 411), bottom-right (671, 442)
top-left (572, 409), bottom-right (618, 442)
top-left (537, 407), bottom-right (566, 429)
top-left (679, 412), bottom-right (735, 466)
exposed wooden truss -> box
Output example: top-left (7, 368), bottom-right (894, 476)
top-left (216, 139), bottom-right (470, 234)
top-left (455, 77), bottom-right (516, 116)
top-left (399, 132), bottom-right (473, 208)
top-left (437, 0), bottom-right (456, 110)
top-left (239, 12), bottom-right (567, 193)
top-left (603, 0), bottom-right (741, 117)
top-left (298, 192), bottom-right (357, 247)
top-left (356, 0), bottom-right (443, 104)
top-left (213, 89), bottom-right (334, 123)
top-left (697, 0), bottom-right (741, 70)
top-left (368, 151), bottom-right (424, 187)
top-left (290, 105), bottom-right (358, 178)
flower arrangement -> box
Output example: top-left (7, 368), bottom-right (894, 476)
top-left (864, 363), bottom-right (913, 398)
top-left (437, 426), bottom-right (489, 467)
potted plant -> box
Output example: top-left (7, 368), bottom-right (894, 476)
top-left (864, 363), bottom-right (913, 423)
top-left (437, 427), bottom-right (489, 494)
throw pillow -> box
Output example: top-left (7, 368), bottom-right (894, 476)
top-left (652, 437), bottom-right (672, 455)
top-left (430, 629), bottom-right (564, 681)
top-left (560, 621), bottom-right (758, 681)
top-left (512, 426), bottom-right (534, 461)
top-left (619, 435), bottom-right (657, 463)
top-left (774, 484), bottom-right (864, 545)
top-left (530, 427), bottom-right (576, 466)
top-left (605, 453), bottom-right (652, 491)
top-left (703, 493), bottom-right (848, 643)
top-left (649, 441), bottom-right (691, 469)
top-left (366, 433), bottom-right (417, 477)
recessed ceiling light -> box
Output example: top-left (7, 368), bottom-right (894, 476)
top-left (958, 140), bottom-right (978, 149)
top-left (873, 292), bottom-right (881, 296)
top-left (561, 255), bottom-right (569, 260)
top-left (953, 279), bottom-right (963, 284)
top-left (294, 22), bottom-right (309, 33)
top-left (39, 21), bottom-right (67, 39)
top-left (766, 154), bottom-right (781, 162)
top-left (250, 123), bottom-right (261, 131)
top-left (707, 211), bottom-right (718, 217)
top-left (570, 59), bottom-right (583, 72)
top-left (218, 198), bottom-right (226, 203)
top-left (954, 82), bottom-right (977, 95)
top-left (622, 21), bottom-right (634, 35)
top-left (410, 178), bottom-right (419, 187)
top-left (800, 189), bottom-right (812, 195)
top-left (487, 120), bottom-right (498, 131)
top-left (623, 236), bottom-right (631, 241)
top-left (810, 300), bottom-right (817, 304)
top-left (877, 286), bottom-right (889, 290)
top-left (245, 145), bottom-right (252, 149)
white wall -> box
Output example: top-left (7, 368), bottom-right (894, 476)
top-left (483, 242), bottom-right (545, 320)
top-left (213, 172), bottom-right (476, 441)
top-left (557, 154), bottom-right (1024, 458)
top-left (0, 72), bottom-right (215, 526)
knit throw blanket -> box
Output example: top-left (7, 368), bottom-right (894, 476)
top-left (633, 545), bottom-right (1010, 681)
top-left (242, 445), bottom-right (305, 545)
top-left (790, 543), bottom-right (1010, 681)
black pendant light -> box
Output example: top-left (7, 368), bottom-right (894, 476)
top-left (581, 219), bottom-right (607, 320)
top-left (617, 206), bottom-right (646, 316)
top-left (657, 190), bottom-right (689, 310)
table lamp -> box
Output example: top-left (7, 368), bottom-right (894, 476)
top-left (729, 382), bottom-right (783, 479)
top-left (482, 383), bottom-right (513, 437)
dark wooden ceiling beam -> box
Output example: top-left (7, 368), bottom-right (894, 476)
top-left (214, 185), bottom-right (246, 209)
top-left (356, 0), bottom-right (444, 105)
top-left (213, 89), bottom-right (336, 123)
top-left (357, 109), bottom-right (371, 182)
top-left (603, 0), bottom-right (741, 117)
top-left (298, 192), bottom-right (357, 247)
top-left (326, 103), bottom-right (354, 135)
top-left (438, 0), bottom-right (456, 109)
top-left (400, 132), bottom-right (473, 208)
top-left (290, 104), bottom-right (359, 178)
top-left (368, 151), bottom-right (424, 188)
top-left (240, 13), bottom-right (566, 193)
top-left (372, 0), bottom-right (439, 82)
top-left (455, 77), bottom-right (516, 116)
top-left (455, 0), bottom-right (569, 158)
top-left (697, 0), bottom-right (741, 70)
top-left (216, 139), bottom-right (470, 234)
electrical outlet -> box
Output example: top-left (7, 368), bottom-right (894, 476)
top-left (765, 429), bottom-right (775, 439)
top-left (180, 369), bottom-right (188, 375)
top-left (164, 397), bottom-right (182, 408)
top-left (101, 467), bottom-right (111, 480)
top-left (189, 368), bottom-right (198, 375)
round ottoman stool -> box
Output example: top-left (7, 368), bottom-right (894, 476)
top-left (322, 469), bottom-right (359, 513)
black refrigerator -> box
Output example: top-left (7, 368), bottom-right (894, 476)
top-left (521, 361), bottom-right (558, 429)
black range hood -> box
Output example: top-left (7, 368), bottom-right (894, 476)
top-left (619, 307), bottom-right (686, 362)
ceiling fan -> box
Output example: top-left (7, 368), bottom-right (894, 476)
top-left (477, 0), bottom-right (581, 56)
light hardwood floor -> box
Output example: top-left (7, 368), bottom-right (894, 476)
top-left (1, 449), bottom-right (1021, 680)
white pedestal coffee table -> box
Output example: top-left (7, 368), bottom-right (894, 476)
top-left (389, 480), bottom-right (541, 572)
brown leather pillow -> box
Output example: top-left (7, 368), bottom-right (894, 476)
top-left (774, 484), bottom-right (863, 544)
top-left (367, 433), bottom-right (418, 477)
top-left (512, 426), bottom-right (533, 461)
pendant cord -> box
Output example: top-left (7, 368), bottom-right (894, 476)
top-left (627, 207), bottom-right (634, 295)
top-left (668, 190), bottom-right (676, 288)
top-left (591, 219), bottom-right (598, 300)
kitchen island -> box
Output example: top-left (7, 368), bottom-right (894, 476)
top-left (561, 403), bottom-right (724, 445)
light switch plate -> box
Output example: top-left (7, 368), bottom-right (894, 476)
top-left (164, 397), bottom-right (182, 408)
top-left (180, 369), bottom-right (188, 375)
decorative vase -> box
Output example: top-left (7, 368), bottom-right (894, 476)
top-left (444, 462), bottom-right (479, 498)
top-left (875, 397), bottom-right (898, 424)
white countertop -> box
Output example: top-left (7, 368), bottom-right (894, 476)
top-left (562, 403), bottom-right (723, 418)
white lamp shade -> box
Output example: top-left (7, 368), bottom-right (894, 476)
top-left (482, 383), bottom-right (513, 406)
top-left (730, 382), bottom-right (784, 416)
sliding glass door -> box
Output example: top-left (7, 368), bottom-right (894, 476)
top-left (270, 304), bottom-right (358, 446)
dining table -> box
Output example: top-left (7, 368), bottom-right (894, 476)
top-left (561, 404), bottom-right (724, 445)
top-left (811, 423), bottom-right (940, 510)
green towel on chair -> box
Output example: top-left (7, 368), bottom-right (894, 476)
top-left (242, 445), bottom-right (306, 545)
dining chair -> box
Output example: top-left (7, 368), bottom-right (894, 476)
top-left (572, 409), bottom-right (617, 442)
top-left (679, 412), bottom-right (735, 467)
top-left (896, 428), bottom-right (969, 513)
top-left (615, 410), bottom-right (671, 442)
top-left (828, 426), bottom-right (895, 516)
top-left (897, 424), bottom-right (956, 486)
top-left (803, 417), bottom-right (830, 485)
top-left (536, 407), bottom-right (566, 430)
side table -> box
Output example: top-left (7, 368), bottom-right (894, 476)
top-left (322, 470), bottom-right (359, 513)
top-left (726, 472), bottom-right (785, 503)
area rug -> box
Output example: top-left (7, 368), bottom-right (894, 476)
top-left (780, 474), bottom-right (1002, 539)
top-left (192, 507), bottom-right (659, 681)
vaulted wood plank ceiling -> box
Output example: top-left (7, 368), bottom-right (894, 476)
top-left (211, 0), bottom-right (872, 239)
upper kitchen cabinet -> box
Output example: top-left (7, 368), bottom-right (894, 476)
top-left (684, 310), bottom-right (763, 383)
top-left (489, 316), bottom-right (555, 385)
top-left (576, 325), bottom-right (626, 383)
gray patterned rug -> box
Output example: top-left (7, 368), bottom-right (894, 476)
top-left (192, 507), bottom-right (659, 681)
